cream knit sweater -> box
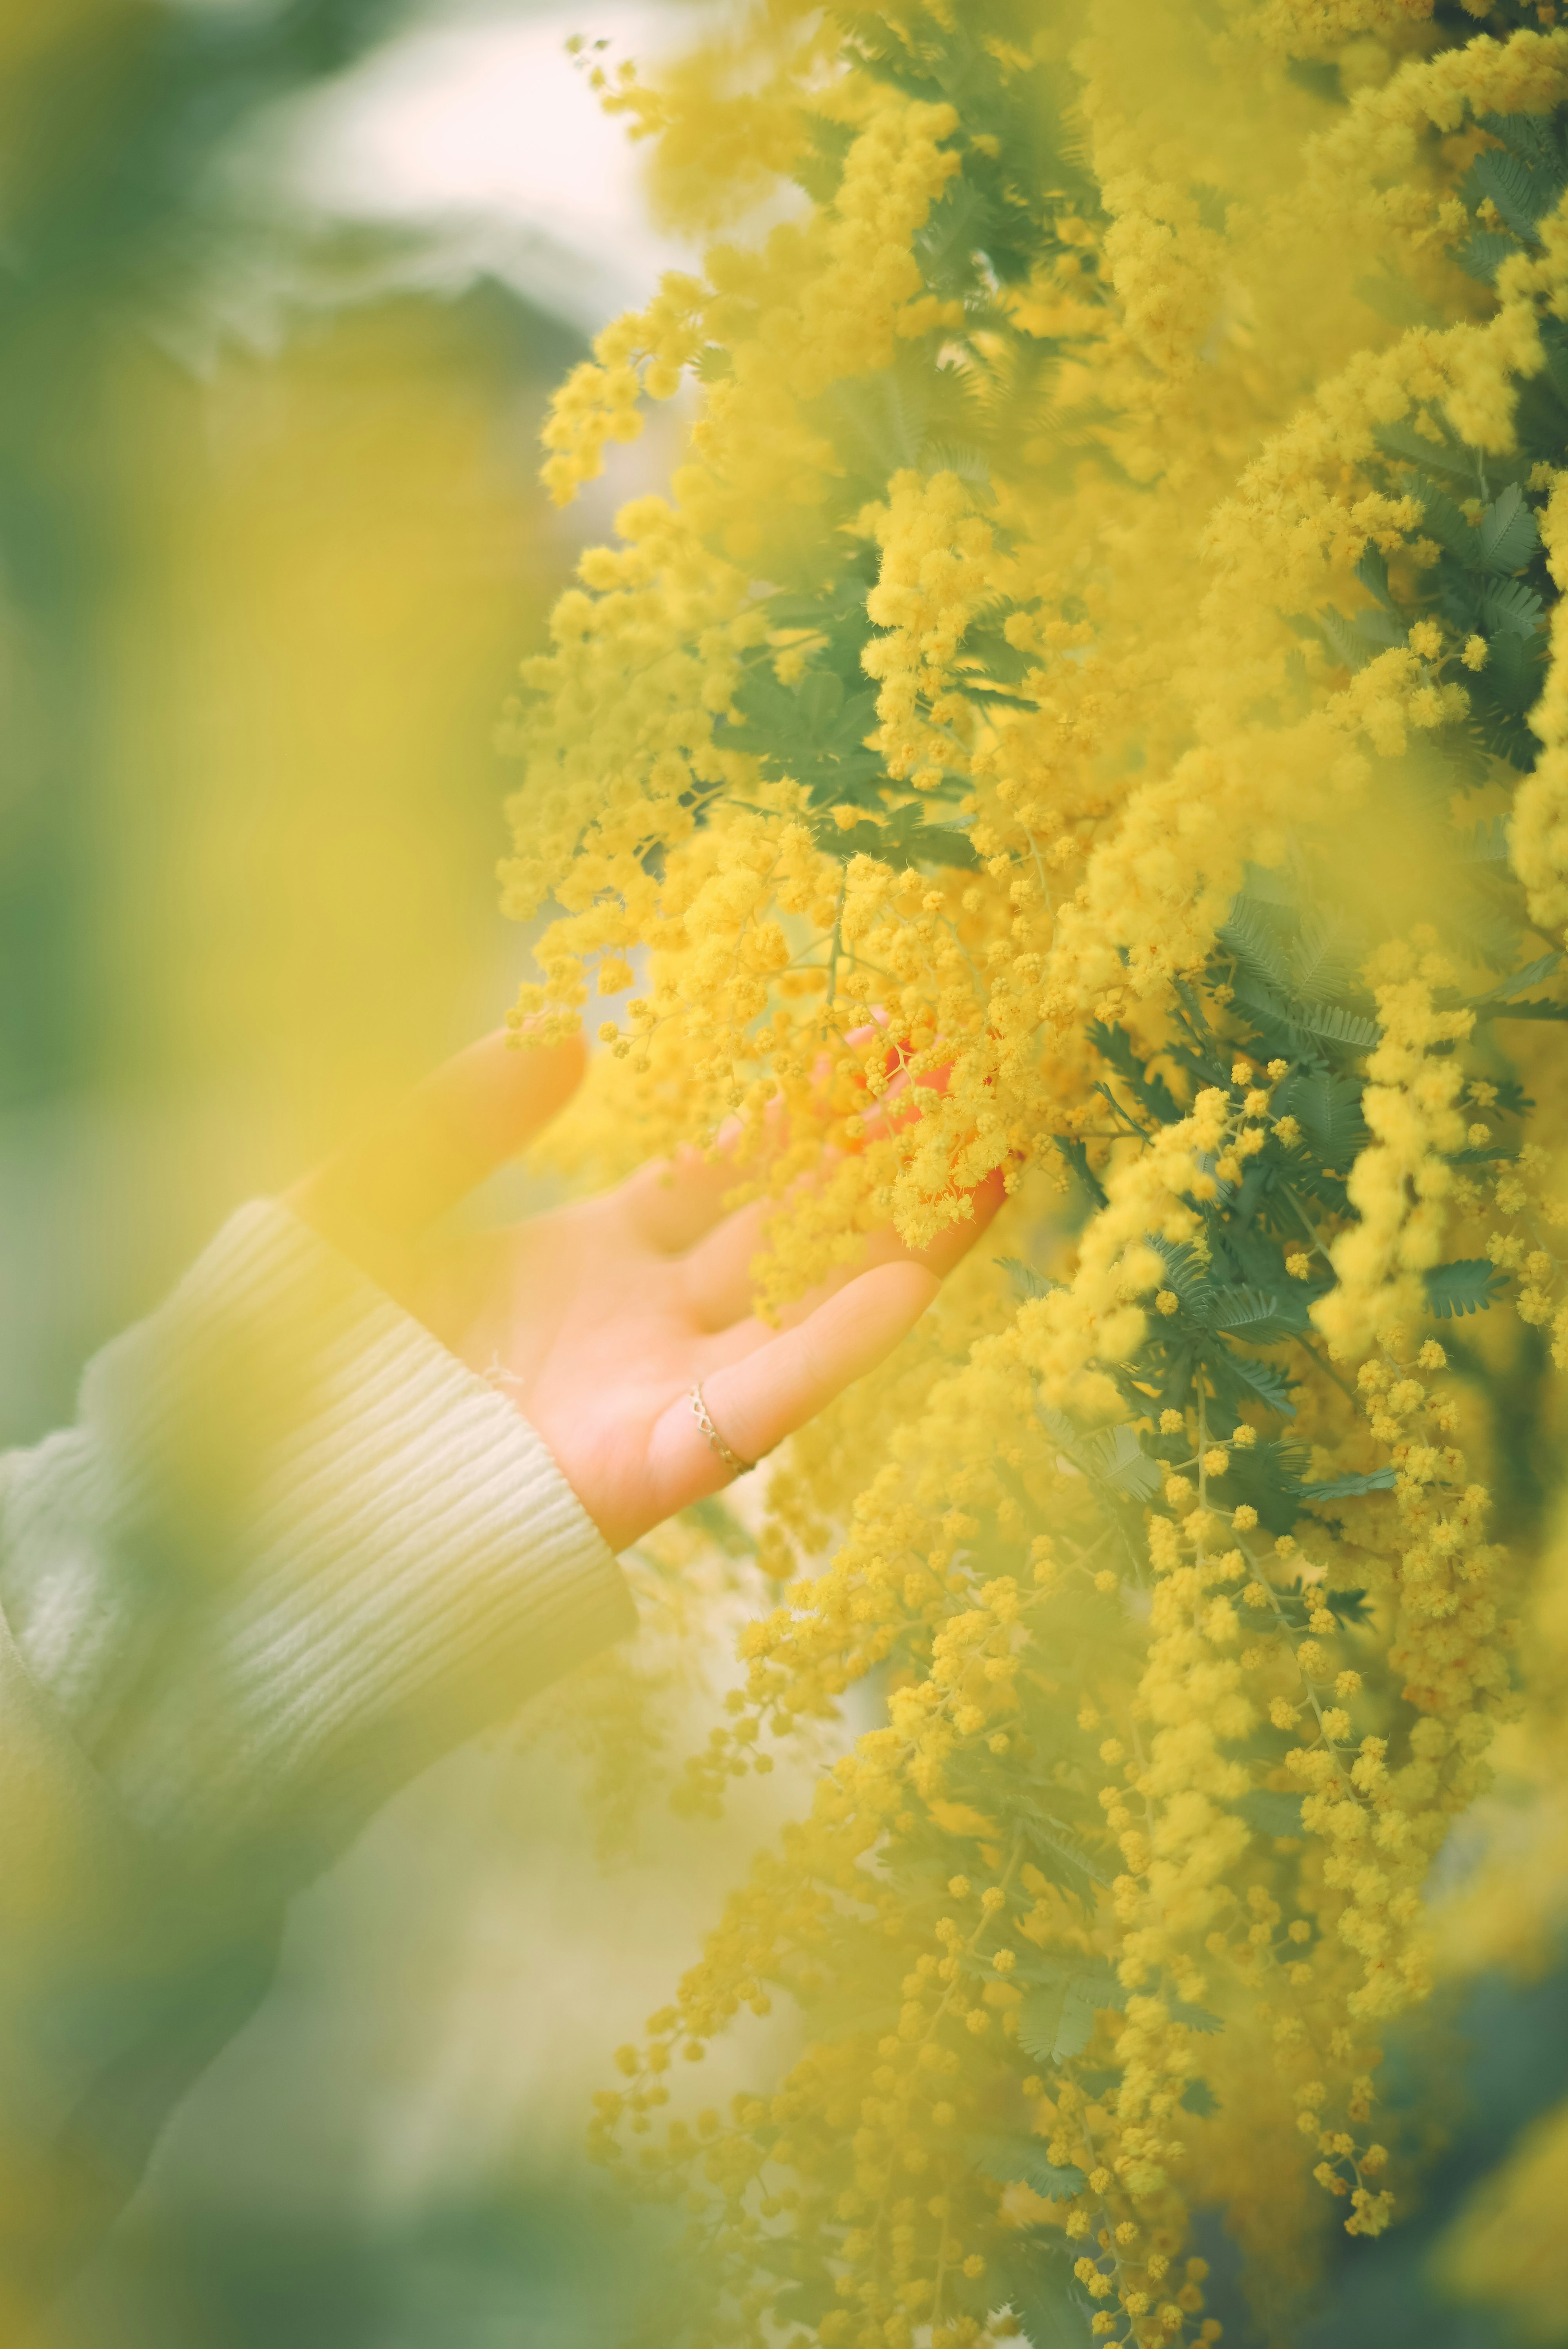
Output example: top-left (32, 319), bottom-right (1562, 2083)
top-left (0, 1200), bottom-right (635, 2305)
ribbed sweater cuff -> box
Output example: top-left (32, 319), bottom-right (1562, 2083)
top-left (21, 1201), bottom-right (635, 1858)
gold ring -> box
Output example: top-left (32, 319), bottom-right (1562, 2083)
top-left (689, 1382), bottom-right (755, 1477)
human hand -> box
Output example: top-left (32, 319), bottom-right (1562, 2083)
top-left (288, 1029), bottom-right (1004, 1553)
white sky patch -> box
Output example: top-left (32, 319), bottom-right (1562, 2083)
top-left (274, 2), bottom-right (708, 332)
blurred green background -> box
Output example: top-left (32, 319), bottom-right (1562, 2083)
top-left (0, 5), bottom-right (792, 2342)
top-left (8, 6), bottom-right (1568, 2345)
top-left (0, 0), bottom-right (691, 1444)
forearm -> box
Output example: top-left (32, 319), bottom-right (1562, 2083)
top-left (0, 1201), bottom-right (634, 2298)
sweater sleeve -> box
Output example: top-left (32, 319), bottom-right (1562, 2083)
top-left (0, 1199), bottom-right (636, 1862)
top-left (0, 1201), bottom-right (637, 2300)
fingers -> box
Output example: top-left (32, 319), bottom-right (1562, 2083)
top-left (617, 1138), bottom-right (758, 1256)
top-left (615, 1085), bottom-right (797, 1253)
top-left (913, 1161), bottom-right (1009, 1278)
top-left (768, 1159), bottom-right (1008, 1326)
top-left (616, 1020), bottom-right (906, 1258)
top-left (677, 1195), bottom-right (773, 1328)
top-left (680, 1156), bottom-right (1009, 1333)
top-left (289, 1027), bottom-right (586, 1248)
top-left (614, 1019), bottom-right (938, 1264)
top-left (647, 1259), bottom-right (940, 1515)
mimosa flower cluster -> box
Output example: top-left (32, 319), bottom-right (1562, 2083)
top-left (501, 4), bottom-right (1568, 2342)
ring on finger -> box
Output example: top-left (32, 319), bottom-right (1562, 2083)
top-left (689, 1382), bottom-right (756, 1478)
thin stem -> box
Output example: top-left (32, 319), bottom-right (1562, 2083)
top-left (1281, 1183), bottom-right (1333, 1265)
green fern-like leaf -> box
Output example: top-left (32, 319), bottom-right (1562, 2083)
top-left (1354, 605), bottom-right (1407, 652)
top-left (914, 176), bottom-right (991, 297)
top-left (1286, 1000), bottom-right (1380, 1050)
top-left (1314, 606), bottom-right (1373, 670)
top-left (1237, 1790), bottom-right (1305, 1840)
top-left (1413, 479), bottom-right (1482, 564)
top-left (1018, 1814), bottom-right (1115, 1906)
top-left (1291, 910), bottom-right (1361, 1002)
top-left (1478, 481), bottom-right (1541, 573)
top-left (972, 2133), bottom-right (1088, 2201)
top-left (1218, 897), bottom-right (1294, 993)
top-left (1455, 227), bottom-right (1524, 286)
top-left (1300, 1466), bottom-right (1398, 1500)
top-left (725, 661), bottom-right (886, 807)
top-left (1055, 1135), bottom-right (1109, 1210)
top-left (1424, 1259), bottom-right (1510, 1318)
top-left (998, 2247), bottom-right (1096, 2349)
top-left (1374, 419), bottom-right (1474, 482)
top-left (1278, 1067), bottom-right (1370, 1165)
top-left (1239, 861), bottom-right (1299, 906)
top-left (1543, 319), bottom-right (1568, 412)
top-left (1354, 545), bottom-right (1398, 611)
top-left (1227, 974), bottom-right (1299, 1041)
top-left (1452, 814), bottom-right (1511, 863)
top-left (1224, 1351), bottom-right (1297, 1416)
top-left (1477, 111), bottom-right (1568, 178)
top-left (1149, 1237), bottom-right (1214, 1314)
top-left (996, 1255), bottom-right (1059, 1302)
top-left (920, 437), bottom-right (994, 490)
top-left (1170, 1997), bottom-right (1225, 2033)
top-left (1470, 951), bottom-right (1564, 1005)
top-left (1470, 148), bottom-right (1551, 243)
top-left (1219, 1435), bottom-right (1313, 1537)
top-left (826, 802), bottom-right (979, 868)
top-left (1080, 1424), bottom-right (1162, 1503)
top-left (1015, 1965), bottom-right (1129, 2065)
top-left (1481, 997), bottom-right (1568, 1022)
top-left (1481, 576), bottom-right (1545, 639)
top-left (1207, 1286), bottom-right (1310, 1343)
top-left (790, 112), bottom-right (856, 203)
top-left (1088, 1020), bottom-right (1182, 1123)
top-left (961, 614), bottom-right (1038, 687)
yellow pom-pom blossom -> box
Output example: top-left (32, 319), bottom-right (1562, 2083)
top-left (504, 2), bottom-right (1568, 2340)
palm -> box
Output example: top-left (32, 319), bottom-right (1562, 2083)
top-left (292, 1032), bottom-right (1001, 1553)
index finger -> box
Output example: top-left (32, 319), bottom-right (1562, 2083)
top-left (615, 1017), bottom-right (931, 1260)
top-left (289, 1026), bottom-right (586, 1249)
